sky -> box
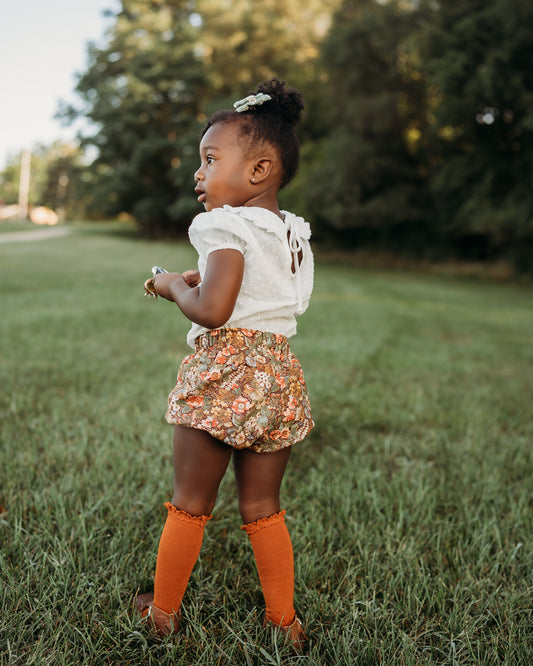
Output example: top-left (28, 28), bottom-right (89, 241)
top-left (0, 0), bottom-right (119, 168)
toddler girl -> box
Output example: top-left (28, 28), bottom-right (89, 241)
top-left (137, 78), bottom-right (314, 652)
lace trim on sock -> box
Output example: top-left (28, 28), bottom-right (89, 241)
top-left (240, 509), bottom-right (286, 535)
top-left (164, 501), bottom-right (212, 527)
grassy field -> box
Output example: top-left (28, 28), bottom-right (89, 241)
top-left (1, 223), bottom-right (532, 665)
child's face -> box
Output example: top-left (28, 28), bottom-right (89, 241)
top-left (194, 121), bottom-right (256, 212)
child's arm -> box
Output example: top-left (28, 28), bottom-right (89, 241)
top-left (153, 249), bottom-right (244, 329)
top-left (181, 270), bottom-right (201, 287)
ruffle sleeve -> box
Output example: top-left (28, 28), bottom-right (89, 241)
top-left (188, 209), bottom-right (249, 257)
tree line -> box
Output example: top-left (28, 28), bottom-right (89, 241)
top-left (2, 0), bottom-right (532, 264)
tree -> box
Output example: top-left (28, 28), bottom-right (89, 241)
top-left (60, 0), bottom-right (208, 235)
top-left (0, 142), bottom-right (85, 219)
top-left (0, 154), bottom-right (22, 207)
top-left (306, 0), bottom-right (430, 248)
top-left (418, 0), bottom-right (533, 259)
top-left (40, 143), bottom-right (88, 221)
top-left (197, 0), bottom-right (340, 97)
top-left (60, 0), bottom-right (341, 235)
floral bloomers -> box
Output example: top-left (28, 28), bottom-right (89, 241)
top-left (166, 328), bottom-right (314, 453)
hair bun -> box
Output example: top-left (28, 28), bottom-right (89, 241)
top-left (253, 78), bottom-right (304, 127)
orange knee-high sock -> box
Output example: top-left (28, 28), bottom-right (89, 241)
top-left (242, 510), bottom-right (296, 626)
top-left (153, 502), bottom-right (211, 614)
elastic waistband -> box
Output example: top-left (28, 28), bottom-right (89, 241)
top-left (195, 328), bottom-right (289, 352)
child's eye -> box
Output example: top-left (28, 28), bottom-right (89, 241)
top-left (206, 155), bottom-right (215, 165)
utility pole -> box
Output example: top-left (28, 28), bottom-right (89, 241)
top-left (18, 149), bottom-right (31, 219)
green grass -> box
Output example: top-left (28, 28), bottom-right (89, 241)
top-left (1, 223), bottom-right (532, 665)
top-left (0, 220), bottom-right (36, 233)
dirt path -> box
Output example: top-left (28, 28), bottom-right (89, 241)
top-left (0, 227), bottom-right (71, 243)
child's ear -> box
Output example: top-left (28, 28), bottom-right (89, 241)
top-left (250, 157), bottom-right (272, 183)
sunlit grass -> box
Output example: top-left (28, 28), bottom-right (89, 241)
top-left (1, 224), bottom-right (532, 664)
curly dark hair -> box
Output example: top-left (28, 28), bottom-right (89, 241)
top-left (202, 78), bottom-right (305, 188)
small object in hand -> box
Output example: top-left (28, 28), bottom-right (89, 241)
top-left (144, 266), bottom-right (168, 298)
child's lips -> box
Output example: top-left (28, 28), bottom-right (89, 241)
top-left (195, 187), bottom-right (206, 203)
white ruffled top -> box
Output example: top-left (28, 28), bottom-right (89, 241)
top-left (186, 205), bottom-right (314, 348)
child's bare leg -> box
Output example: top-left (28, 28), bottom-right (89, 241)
top-left (152, 426), bottom-right (232, 616)
top-left (233, 446), bottom-right (291, 523)
top-left (172, 425), bottom-right (233, 515)
top-left (235, 447), bottom-right (297, 627)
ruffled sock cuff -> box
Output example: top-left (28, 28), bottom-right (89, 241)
top-left (164, 501), bottom-right (212, 527)
top-left (241, 509), bottom-right (286, 535)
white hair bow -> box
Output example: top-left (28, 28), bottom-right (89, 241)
top-left (233, 93), bottom-right (272, 113)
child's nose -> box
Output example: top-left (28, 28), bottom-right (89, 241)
top-left (194, 167), bottom-right (203, 182)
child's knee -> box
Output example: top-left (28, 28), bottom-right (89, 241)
top-left (171, 491), bottom-right (217, 517)
top-left (238, 497), bottom-right (281, 525)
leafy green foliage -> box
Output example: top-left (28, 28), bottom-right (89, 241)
top-left (197, 0), bottom-right (340, 95)
top-left (60, 0), bottom-right (207, 235)
top-left (59, 0), bottom-right (340, 236)
top-left (27, 0), bottom-right (533, 262)
top-left (0, 142), bottom-right (86, 220)
top-left (305, 0), bottom-right (430, 245)
top-left (417, 0), bottom-right (533, 258)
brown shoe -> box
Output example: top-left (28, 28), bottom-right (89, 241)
top-left (135, 593), bottom-right (181, 637)
top-left (263, 615), bottom-right (308, 653)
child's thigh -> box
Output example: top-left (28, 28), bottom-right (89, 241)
top-left (171, 425), bottom-right (233, 515)
top-left (233, 446), bottom-right (292, 522)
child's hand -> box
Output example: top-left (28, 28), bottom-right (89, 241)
top-left (181, 270), bottom-right (202, 287)
top-left (144, 266), bottom-right (170, 298)
top-left (151, 272), bottom-right (184, 301)
top-left (144, 276), bottom-right (158, 297)
top-left (144, 270), bottom-right (200, 301)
